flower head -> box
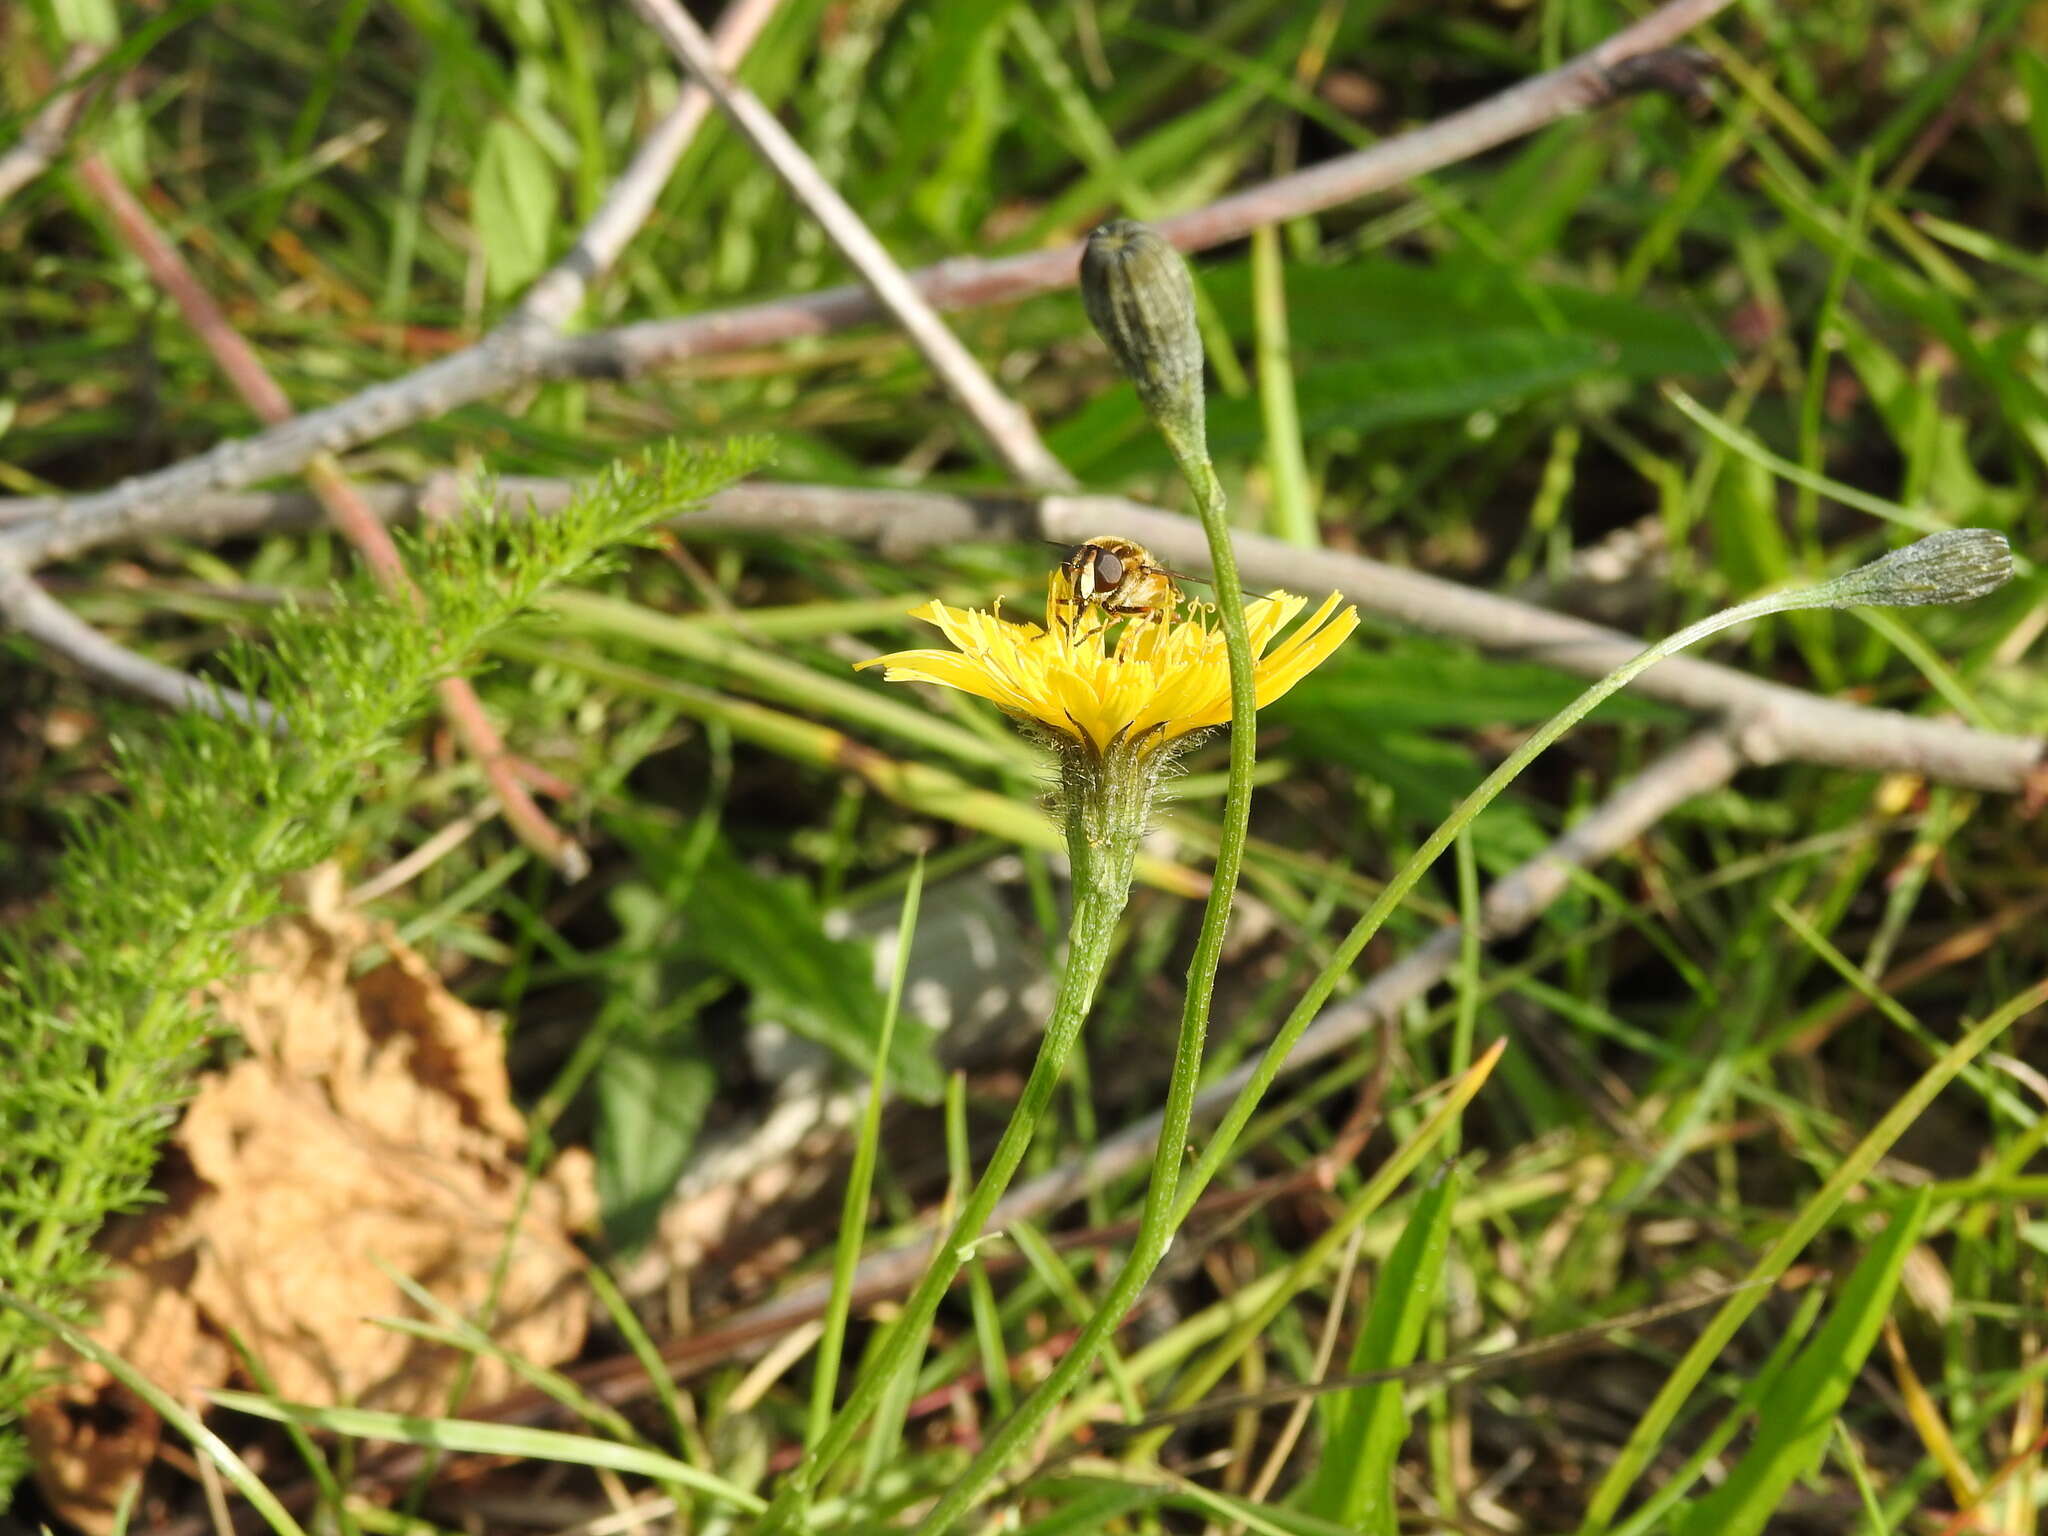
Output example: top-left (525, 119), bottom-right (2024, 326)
top-left (858, 578), bottom-right (1357, 759)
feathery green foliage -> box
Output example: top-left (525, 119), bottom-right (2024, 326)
top-left (0, 437), bottom-right (764, 1489)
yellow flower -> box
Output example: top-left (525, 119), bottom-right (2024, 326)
top-left (858, 587), bottom-right (1358, 757)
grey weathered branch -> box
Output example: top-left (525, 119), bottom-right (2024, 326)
top-left (515, 0), bottom-right (788, 333)
top-left (683, 484), bottom-right (2041, 791)
top-left (9, 475), bottom-right (2037, 793)
top-left (0, 0), bottom-right (1733, 568)
top-left (0, 562), bottom-right (274, 727)
top-left (0, 43), bottom-right (105, 209)
top-left (627, 0), bottom-right (1073, 490)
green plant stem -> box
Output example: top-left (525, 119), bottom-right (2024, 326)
top-left (908, 424), bottom-right (1261, 1535)
top-left (756, 749), bottom-right (1151, 1529)
top-left (910, 560), bottom-right (1960, 1531)
top-left (1166, 584), bottom-right (1878, 1235)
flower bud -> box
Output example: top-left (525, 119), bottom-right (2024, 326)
top-left (1814, 529), bottom-right (2014, 609)
top-left (1080, 220), bottom-right (1207, 460)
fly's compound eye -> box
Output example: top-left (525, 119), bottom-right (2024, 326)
top-left (1093, 549), bottom-right (1124, 587)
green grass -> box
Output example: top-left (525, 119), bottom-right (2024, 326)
top-left (4, 0), bottom-right (2048, 1530)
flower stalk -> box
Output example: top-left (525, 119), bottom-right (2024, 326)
top-left (906, 534), bottom-right (2015, 1526)
top-left (757, 775), bottom-right (1140, 1524)
top-left (772, 221), bottom-right (1359, 1530)
top-left (907, 219), bottom-right (1269, 1534)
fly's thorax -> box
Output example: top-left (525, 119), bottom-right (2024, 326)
top-left (1052, 536), bottom-right (1182, 632)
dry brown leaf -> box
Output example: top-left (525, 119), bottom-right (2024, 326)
top-left (30, 866), bottom-right (593, 1531)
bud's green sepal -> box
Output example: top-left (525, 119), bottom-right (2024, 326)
top-left (1812, 528), bottom-right (2014, 609)
top-left (1080, 220), bottom-right (1207, 461)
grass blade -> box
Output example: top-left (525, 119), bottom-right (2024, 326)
top-left (1579, 976), bottom-right (2048, 1532)
top-left (1301, 1163), bottom-right (1464, 1530)
top-left (209, 1392), bottom-right (765, 1514)
top-left (1251, 224), bottom-right (1315, 547)
top-left (1669, 1188), bottom-right (1930, 1536)
top-left (808, 855), bottom-right (924, 1448)
top-left (1, 1289), bottom-right (308, 1536)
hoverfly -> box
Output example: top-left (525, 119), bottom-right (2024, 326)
top-left (1050, 536), bottom-right (1183, 631)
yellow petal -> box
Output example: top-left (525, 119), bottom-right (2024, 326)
top-left (854, 579), bottom-right (1354, 756)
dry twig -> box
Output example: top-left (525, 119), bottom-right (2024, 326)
top-left (0, 560), bottom-right (275, 726)
top-left (0, 0), bottom-right (1734, 568)
top-left (12, 476), bottom-right (2037, 792)
top-left (0, 43), bottom-right (104, 208)
top-left (626, 0), bottom-right (1073, 489)
top-left (68, 152), bottom-right (593, 877)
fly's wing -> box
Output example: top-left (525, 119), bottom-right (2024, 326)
top-left (1154, 563), bottom-right (1278, 602)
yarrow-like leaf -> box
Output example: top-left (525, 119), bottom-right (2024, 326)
top-left (0, 437), bottom-right (766, 1495)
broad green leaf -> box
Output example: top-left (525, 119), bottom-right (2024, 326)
top-left (585, 867), bottom-right (720, 1252)
top-left (1670, 1190), bottom-right (1930, 1536)
top-left (1204, 256), bottom-right (1733, 377)
top-left (472, 116), bottom-right (555, 300)
top-left (596, 1030), bottom-right (712, 1251)
top-left (1475, 123), bottom-right (1613, 263)
top-left (1052, 254), bottom-right (1728, 474)
top-left (52, 0), bottom-right (119, 43)
top-left (681, 840), bottom-right (944, 1102)
top-left (1055, 332), bottom-right (1606, 475)
top-left (1301, 1165), bottom-right (1464, 1531)
top-left (1708, 454), bottom-right (1792, 598)
top-left (1274, 640), bottom-right (1675, 733)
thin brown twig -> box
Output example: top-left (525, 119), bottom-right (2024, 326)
top-left (0, 0), bottom-right (1733, 568)
top-left (1240, 1225), bottom-right (1366, 1515)
top-left (70, 153), bottom-right (592, 880)
top-left (345, 795), bottom-right (501, 905)
top-left (1786, 891), bottom-right (2048, 1055)
top-left (0, 42), bottom-right (106, 208)
top-left (624, 0), bottom-right (1073, 490)
top-left (13, 474), bottom-right (2038, 794)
